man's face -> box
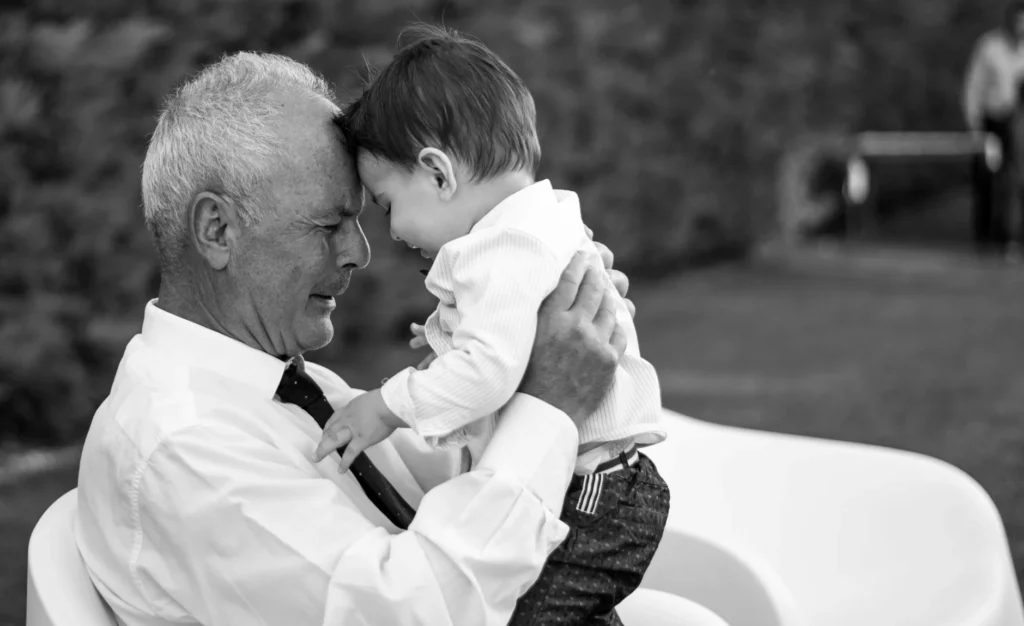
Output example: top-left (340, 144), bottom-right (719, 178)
top-left (227, 95), bottom-right (370, 357)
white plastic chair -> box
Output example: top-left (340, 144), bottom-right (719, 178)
top-left (640, 410), bottom-right (1024, 626)
top-left (27, 490), bottom-right (721, 626)
top-left (25, 489), bottom-right (115, 626)
top-left (619, 587), bottom-right (729, 625)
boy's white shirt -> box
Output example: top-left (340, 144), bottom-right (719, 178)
top-left (381, 180), bottom-right (665, 473)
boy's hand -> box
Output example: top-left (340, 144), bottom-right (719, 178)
top-left (409, 322), bottom-right (429, 349)
top-left (313, 389), bottom-right (405, 473)
top-left (410, 322), bottom-right (436, 369)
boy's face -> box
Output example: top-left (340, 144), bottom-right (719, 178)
top-left (356, 151), bottom-right (470, 259)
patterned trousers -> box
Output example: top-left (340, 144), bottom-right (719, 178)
top-left (509, 452), bottom-right (671, 625)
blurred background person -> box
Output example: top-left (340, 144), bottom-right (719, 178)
top-left (963, 0), bottom-right (1024, 256)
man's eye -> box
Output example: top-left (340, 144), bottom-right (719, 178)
top-left (322, 222), bottom-right (341, 232)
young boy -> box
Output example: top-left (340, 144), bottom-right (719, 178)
top-left (317, 24), bottom-right (669, 624)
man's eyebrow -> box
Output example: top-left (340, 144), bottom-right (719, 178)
top-left (317, 203), bottom-right (359, 220)
top-left (338, 203), bottom-right (361, 217)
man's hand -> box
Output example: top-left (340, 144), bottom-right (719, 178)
top-left (519, 251), bottom-right (627, 426)
top-left (587, 229), bottom-right (635, 319)
top-left (314, 389), bottom-right (405, 472)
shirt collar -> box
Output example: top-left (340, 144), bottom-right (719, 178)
top-left (471, 179), bottom-right (557, 233)
top-left (140, 299), bottom-right (289, 399)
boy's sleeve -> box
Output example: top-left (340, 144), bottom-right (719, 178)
top-left (381, 227), bottom-right (561, 444)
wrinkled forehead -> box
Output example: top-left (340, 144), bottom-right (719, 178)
top-left (264, 113), bottom-right (363, 220)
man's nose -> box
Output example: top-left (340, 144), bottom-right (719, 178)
top-left (334, 223), bottom-right (371, 270)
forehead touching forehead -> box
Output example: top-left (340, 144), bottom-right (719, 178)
top-left (265, 90), bottom-right (361, 220)
top-left (354, 150), bottom-right (401, 199)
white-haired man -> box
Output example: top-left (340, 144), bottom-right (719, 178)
top-left (73, 51), bottom-right (642, 625)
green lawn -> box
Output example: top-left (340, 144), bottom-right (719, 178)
top-left (3, 245), bottom-right (1023, 625)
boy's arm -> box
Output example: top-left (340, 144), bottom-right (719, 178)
top-left (381, 228), bottom-right (562, 441)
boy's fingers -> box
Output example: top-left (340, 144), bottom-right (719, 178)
top-left (410, 335), bottom-right (429, 349)
top-left (337, 441), bottom-right (363, 474)
top-left (314, 425), bottom-right (352, 462)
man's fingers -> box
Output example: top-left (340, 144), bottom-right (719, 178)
top-left (608, 268), bottom-right (628, 299)
top-left (623, 297), bottom-right (636, 319)
top-left (609, 322), bottom-right (628, 359)
top-left (593, 241), bottom-right (613, 270)
top-left (571, 266), bottom-right (606, 320)
top-left (314, 424), bottom-right (352, 462)
top-left (593, 290), bottom-right (617, 342)
top-left (544, 251), bottom-right (589, 313)
top-left (583, 225), bottom-right (594, 240)
top-left (337, 441), bottom-right (363, 474)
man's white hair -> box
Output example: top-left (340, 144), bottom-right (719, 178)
top-left (141, 51), bottom-right (335, 268)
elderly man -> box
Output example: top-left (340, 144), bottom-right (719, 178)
top-left (72, 51), bottom-right (648, 625)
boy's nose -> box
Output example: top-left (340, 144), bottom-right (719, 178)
top-left (390, 229), bottom-right (402, 242)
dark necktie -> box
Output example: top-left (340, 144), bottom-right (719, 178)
top-left (276, 357), bottom-right (416, 530)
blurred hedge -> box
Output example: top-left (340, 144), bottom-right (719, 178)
top-left (0, 0), bottom-right (996, 443)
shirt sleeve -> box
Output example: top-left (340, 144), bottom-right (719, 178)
top-left (964, 35), bottom-right (994, 130)
top-left (136, 394), bottom-right (577, 626)
top-left (381, 228), bottom-right (561, 443)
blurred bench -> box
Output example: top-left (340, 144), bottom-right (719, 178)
top-left (842, 131), bottom-right (996, 234)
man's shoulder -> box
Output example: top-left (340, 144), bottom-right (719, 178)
top-left (86, 343), bottom-right (267, 465)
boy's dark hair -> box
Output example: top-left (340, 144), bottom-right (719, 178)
top-left (336, 23), bottom-right (541, 180)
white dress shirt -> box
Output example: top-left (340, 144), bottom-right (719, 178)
top-left (963, 30), bottom-right (1024, 128)
top-left (75, 300), bottom-right (578, 626)
top-left (381, 180), bottom-right (665, 473)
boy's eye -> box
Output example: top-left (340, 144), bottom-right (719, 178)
top-left (384, 204), bottom-right (392, 216)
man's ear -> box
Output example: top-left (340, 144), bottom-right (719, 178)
top-left (189, 192), bottom-right (241, 271)
top-left (417, 147), bottom-right (457, 200)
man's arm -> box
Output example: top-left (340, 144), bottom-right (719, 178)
top-left (139, 397), bottom-right (577, 626)
top-left (178, 251), bottom-right (623, 625)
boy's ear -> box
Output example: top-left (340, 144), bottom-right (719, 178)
top-left (417, 148), bottom-right (457, 200)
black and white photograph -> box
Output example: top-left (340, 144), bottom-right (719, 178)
top-left (2, 1), bottom-right (1024, 625)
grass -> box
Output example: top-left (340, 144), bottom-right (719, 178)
top-left (2, 243), bottom-right (1023, 625)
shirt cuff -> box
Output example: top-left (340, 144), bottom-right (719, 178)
top-left (477, 393), bottom-right (579, 516)
top-left (380, 368), bottom-right (417, 427)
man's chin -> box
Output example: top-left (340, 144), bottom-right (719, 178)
top-left (296, 315), bottom-right (335, 354)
